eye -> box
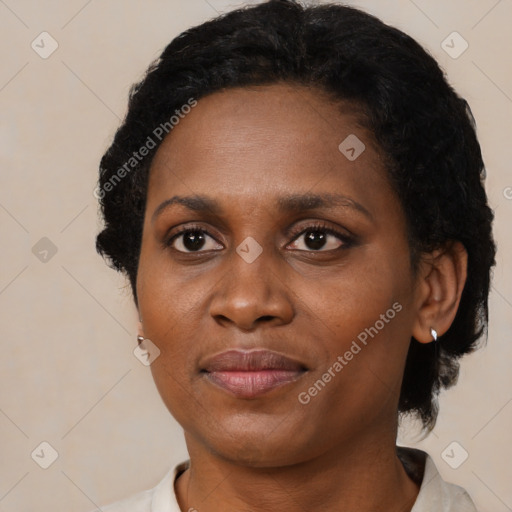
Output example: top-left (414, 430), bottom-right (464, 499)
top-left (166, 225), bottom-right (223, 253)
top-left (165, 221), bottom-right (354, 254)
top-left (287, 222), bottom-right (354, 252)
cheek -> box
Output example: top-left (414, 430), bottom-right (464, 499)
top-left (137, 247), bottom-right (195, 332)
top-left (295, 293), bottom-right (409, 438)
top-left (297, 252), bottom-right (412, 395)
top-left (137, 259), bottom-right (195, 388)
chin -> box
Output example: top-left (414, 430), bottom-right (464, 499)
top-left (201, 427), bottom-right (312, 468)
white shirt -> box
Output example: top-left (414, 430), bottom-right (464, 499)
top-left (94, 446), bottom-right (478, 512)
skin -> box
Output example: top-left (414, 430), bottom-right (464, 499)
top-left (136, 83), bottom-right (468, 512)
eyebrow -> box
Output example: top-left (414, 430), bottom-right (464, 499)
top-left (151, 192), bottom-right (373, 224)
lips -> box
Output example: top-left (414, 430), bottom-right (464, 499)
top-left (201, 349), bottom-right (307, 399)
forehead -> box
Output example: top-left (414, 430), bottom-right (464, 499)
top-left (152, 83), bottom-right (368, 162)
top-left (146, 83), bottom-right (393, 214)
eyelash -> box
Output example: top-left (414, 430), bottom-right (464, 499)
top-left (165, 221), bottom-right (355, 253)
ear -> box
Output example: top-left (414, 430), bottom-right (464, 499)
top-left (411, 240), bottom-right (468, 343)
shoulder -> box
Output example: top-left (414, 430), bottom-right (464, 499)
top-left (423, 456), bottom-right (479, 512)
top-left (398, 446), bottom-right (479, 512)
top-left (88, 461), bottom-right (189, 512)
top-left (97, 488), bottom-right (153, 512)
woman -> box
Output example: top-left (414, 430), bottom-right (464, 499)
top-left (93, 1), bottom-right (496, 510)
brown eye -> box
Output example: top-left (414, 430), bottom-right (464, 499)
top-left (288, 224), bottom-right (354, 252)
top-left (166, 227), bottom-right (223, 253)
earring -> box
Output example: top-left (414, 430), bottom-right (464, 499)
top-left (430, 328), bottom-right (438, 342)
top-left (137, 335), bottom-right (145, 344)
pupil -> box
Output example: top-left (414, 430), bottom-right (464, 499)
top-left (181, 229), bottom-right (327, 251)
top-left (184, 230), bottom-right (205, 251)
top-left (305, 230), bottom-right (326, 250)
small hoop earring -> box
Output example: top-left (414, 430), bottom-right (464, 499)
top-left (430, 328), bottom-right (438, 342)
top-left (137, 335), bottom-right (145, 344)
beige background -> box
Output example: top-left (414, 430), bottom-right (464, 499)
top-left (0, 0), bottom-right (511, 511)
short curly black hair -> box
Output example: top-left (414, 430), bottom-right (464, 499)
top-left (96, 0), bottom-right (496, 431)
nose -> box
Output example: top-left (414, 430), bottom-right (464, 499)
top-left (208, 248), bottom-right (295, 332)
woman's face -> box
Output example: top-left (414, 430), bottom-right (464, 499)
top-left (137, 83), bottom-right (422, 466)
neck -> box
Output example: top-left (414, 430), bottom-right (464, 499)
top-left (175, 428), bottom-right (420, 512)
